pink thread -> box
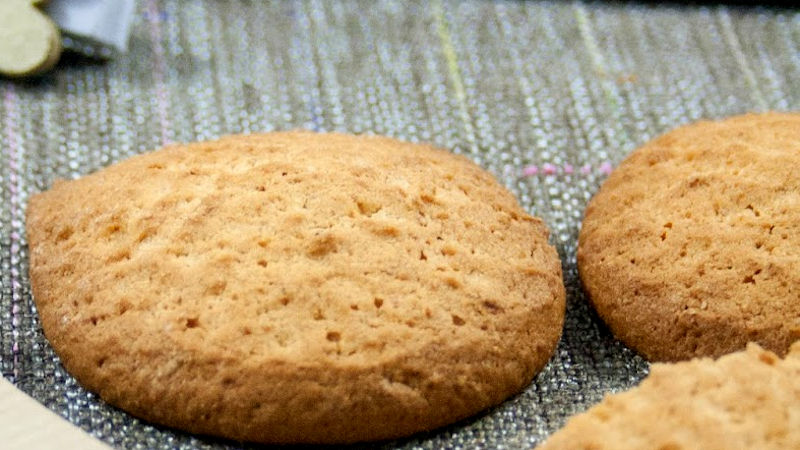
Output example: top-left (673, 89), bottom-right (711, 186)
top-left (520, 162), bottom-right (613, 177)
top-left (522, 165), bottom-right (539, 176)
top-left (147, 0), bottom-right (171, 145)
top-left (3, 86), bottom-right (21, 379)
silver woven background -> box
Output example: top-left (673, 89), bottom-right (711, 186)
top-left (1, 1), bottom-right (798, 448)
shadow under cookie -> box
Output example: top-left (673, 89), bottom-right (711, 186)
top-left (26, 132), bottom-right (566, 444)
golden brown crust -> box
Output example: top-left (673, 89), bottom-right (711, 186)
top-left (26, 132), bottom-right (566, 444)
top-left (538, 342), bottom-right (800, 450)
top-left (578, 112), bottom-right (800, 362)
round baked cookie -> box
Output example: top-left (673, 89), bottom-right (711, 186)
top-left (578, 112), bottom-right (800, 362)
top-left (538, 342), bottom-right (800, 450)
top-left (26, 132), bottom-right (566, 444)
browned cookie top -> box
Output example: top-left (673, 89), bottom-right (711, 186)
top-left (538, 342), bottom-right (800, 450)
top-left (26, 132), bottom-right (566, 444)
top-left (578, 112), bottom-right (800, 361)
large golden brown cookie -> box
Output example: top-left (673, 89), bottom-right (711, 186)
top-left (539, 342), bottom-right (800, 450)
top-left (26, 132), bottom-right (565, 444)
top-left (578, 112), bottom-right (800, 361)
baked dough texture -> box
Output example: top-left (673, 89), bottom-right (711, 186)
top-left (26, 132), bottom-right (566, 444)
top-left (578, 112), bottom-right (800, 361)
top-left (538, 342), bottom-right (800, 450)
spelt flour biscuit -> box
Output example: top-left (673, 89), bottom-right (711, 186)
top-left (538, 342), bottom-right (800, 450)
top-left (578, 112), bottom-right (800, 361)
top-left (26, 132), bottom-right (566, 444)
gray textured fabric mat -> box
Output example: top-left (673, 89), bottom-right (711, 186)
top-left (1, 1), bottom-right (798, 448)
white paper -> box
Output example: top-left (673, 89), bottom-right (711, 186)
top-left (0, 378), bottom-right (110, 450)
top-left (45, 0), bottom-right (136, 52)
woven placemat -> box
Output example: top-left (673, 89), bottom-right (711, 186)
top-left (1, 1), bottom-right (798, 448)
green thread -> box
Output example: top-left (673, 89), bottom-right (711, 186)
top-left (433, 0), bottom-right (475, 146)
top-left (574, 3), bottom-right (630, 146)
top-left (718, 9), bottom-right (768, 111)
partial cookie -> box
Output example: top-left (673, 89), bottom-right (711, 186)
top-left (538, 342), bottom-right (800, 450)
top-left (0, 0), bottom-right (61, 77)
top-left (578, 112), bottom-right (800, 361)
top-left (26, 132), bottom-right (566, 444)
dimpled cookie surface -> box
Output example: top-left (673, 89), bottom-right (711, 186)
top-left (578, 113), bottom-right (800, 361)
top-left (26, 132), bottom-right (566, 444)
top-left (538, 343), bottom-right (800, 450)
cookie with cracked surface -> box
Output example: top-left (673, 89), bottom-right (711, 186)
top-left (578, 112), bottom-right (800, 361)
top-left (26, 132), bottom-right (566, 444)
top-left (538, 342), bottom-right (800, 450)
